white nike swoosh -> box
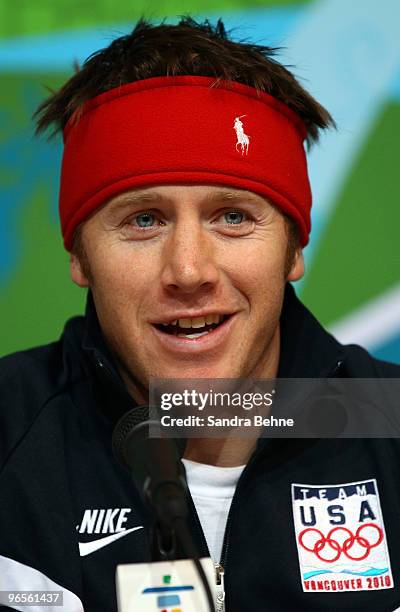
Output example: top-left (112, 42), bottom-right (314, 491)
top-left (78, 526), bottom-right (144, 557)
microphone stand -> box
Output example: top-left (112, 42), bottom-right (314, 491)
top-left (112, 412), bottom-right (215, 611)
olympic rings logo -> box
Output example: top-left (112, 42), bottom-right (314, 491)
top-left (298, 523), bottom-right (383, 562)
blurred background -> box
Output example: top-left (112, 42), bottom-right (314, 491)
top-left (1, 0), bottom-right (399, 362)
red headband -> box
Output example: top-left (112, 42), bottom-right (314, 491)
top-left (60, 75), bottom-right (311, 251)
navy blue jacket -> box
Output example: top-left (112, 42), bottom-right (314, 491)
top-left (1, 284), bottom-right (399, 611)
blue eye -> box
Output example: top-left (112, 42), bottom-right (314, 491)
top-left (224, 211), bottom-right (244, 224)
top-left (135, 213), bottom-right (155, 227)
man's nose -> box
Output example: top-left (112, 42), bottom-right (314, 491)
top-left (160, 222), bottom-right (219, 294)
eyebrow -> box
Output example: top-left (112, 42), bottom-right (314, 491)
top-left (108, 191), bottom-right (164, 210)
top-left (107, 187), bottom-right (268, 213)
top-left (206, 190), bottom-right (267, 205)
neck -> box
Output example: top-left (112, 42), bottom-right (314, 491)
top-left (183, 437), bottom-right (257, 467)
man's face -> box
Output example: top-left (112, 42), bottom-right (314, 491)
top-left (71, 185), bottom-right (304, 387)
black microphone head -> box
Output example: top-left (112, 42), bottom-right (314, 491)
top-left (112, 405), bottom-right (149, 469)
top-left (112, 405), bottom-right (189, 525)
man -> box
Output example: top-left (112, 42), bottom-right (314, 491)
top-left (0, 17), bottom-right (399, 612)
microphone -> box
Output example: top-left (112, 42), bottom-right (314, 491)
top-left (112, 406), bottom-right (188, 526)
top-left (112, 406), bottom-right (216, 612)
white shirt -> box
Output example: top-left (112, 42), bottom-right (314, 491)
top-left (182, 458), bottom-right (246, 564)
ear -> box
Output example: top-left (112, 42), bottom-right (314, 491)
top-left (287, 248), bottom-right (305, 282)
top-left (70, 253), bottom-right (89, 288)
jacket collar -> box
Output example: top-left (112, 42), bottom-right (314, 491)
top-left (278, 283), bottom-right (344, 377)
top-left (79, 292), bottom-right (135, 425)
top-left (81, 291), bottom-right (123, 380)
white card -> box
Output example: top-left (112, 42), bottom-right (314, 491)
top-left (116, 557), bottom-right (216, 612)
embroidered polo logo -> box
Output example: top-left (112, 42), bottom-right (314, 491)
top-left (233, 115), bottom-right (250, 155)
top-left (291, 479), bottom-right (393, 593)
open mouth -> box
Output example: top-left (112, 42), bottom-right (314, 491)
top-left (154, 314), bottom-right (230, 339)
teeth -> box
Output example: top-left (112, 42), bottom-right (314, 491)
top-left (178, 331), bottom-right (209, 339)
top-left (160, 315), bottom-right (226, 328)
top-left (179, 318), bottom-right (193, 328)
top-left (191, 317), bottom-right (206, 329)
top-left (177, 315), bottom-right (223, 328)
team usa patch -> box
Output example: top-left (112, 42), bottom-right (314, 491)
top-left (291, 479), bottom-right (393, 593)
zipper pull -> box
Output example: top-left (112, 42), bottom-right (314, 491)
top-left (215, 563), bottom-right (225, 612)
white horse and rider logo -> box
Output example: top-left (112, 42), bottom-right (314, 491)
top-left (234, 115), bottom-right (250, 155)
